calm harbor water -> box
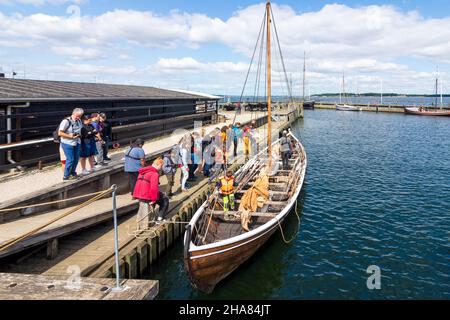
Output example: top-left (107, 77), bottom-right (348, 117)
top-left (146, 109), bottom-right (450, 299)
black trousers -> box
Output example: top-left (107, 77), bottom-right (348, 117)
top-left (281, 151), bottom-right (290, 170)
top-left (165, 173), bottom-right (175, 195)
top-left (233, 138), bottom-right (238, 157)
top-left (188, 164), bottom-right (198, 179)
top-left (156, 192), bottom-right (169, 219)
top-left (128, 172), bottom-right (139, 194)
top-left (102, 137), bottom-right (110, 158)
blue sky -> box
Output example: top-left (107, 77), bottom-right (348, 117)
top-left (0, 0), bottom-right (449, 95)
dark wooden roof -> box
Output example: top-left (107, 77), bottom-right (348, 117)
top-left (0, 78), bottom-right (217, 103)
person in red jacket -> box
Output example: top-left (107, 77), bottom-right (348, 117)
top-left (133, 158), bottom-right (169, 225)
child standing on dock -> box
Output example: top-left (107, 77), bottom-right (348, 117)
top-left (179, 138), bottom-right (190, 192)
top-left (90, 113), bottom-right (106, 168)
top-left (79, 115), bottom-right (98, 175)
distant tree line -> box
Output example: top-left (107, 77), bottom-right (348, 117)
top-left (312, 93), bottom-right (450, 97)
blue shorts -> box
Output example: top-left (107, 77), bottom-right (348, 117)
top-left (80, 140), bottom-right (98, 158)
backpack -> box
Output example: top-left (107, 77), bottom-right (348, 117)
top-left (171, 144), bottom-right (182, 165)
top-left (125, 147), bottom-right (142, 161)
top-left (53, 118), bottom-right (72, 144)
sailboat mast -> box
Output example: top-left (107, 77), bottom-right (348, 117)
top-left (435, 67), bottom-right (439, 108)
top-left (302, 51), bottom-right (306, 103)
top-left (381, 79), bottom-right (383, 105)
top-left (435, 76), bottom-right (438, 108)
top-left (266, 1), bottom-right (272, 159)
top-left (342, 71), bottom-right (346, 103)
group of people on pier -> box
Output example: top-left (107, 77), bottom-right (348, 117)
top-left (57, 107), bottom-right (263, 225)
top-left (57, 108), bottom-right (112, 181)
top-left (127, 121), bottom-right (260, 224)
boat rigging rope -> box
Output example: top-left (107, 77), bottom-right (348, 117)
top-left (0, 190), bottom-right (112, 213)
top-left (270, 5), bottom-right (294, 103)
top-left (0, 188), bottom-right (114, 253)
top-left (276, 199), bottom-right (301, 244)
top-left (234, 10), bottom-right (267, 126)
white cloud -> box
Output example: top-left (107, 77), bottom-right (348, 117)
top-left (1, 3), bottom-right (450, 93)
top-left (51, 46), bottom-right (105, 60)
top-left (0, 0), bottom-right (86, 6)
top-left (151, 57), bottom-right (248, 74)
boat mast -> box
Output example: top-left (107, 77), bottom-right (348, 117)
top-left (342, 71), bottom-right (345, 104)
top-left (380, 79), bottom-right (383, 105)
top-left (435, 66), bottom-right (439, 109)
top-left (266, 0), bottom-right (272, 161)
top-left (302, 51), bottom-right (306, 103)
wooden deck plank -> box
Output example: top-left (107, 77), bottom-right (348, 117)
top-left (0, 273), bottom-right (158, 300)
top-left (0, 194), bottom-right (138, 258)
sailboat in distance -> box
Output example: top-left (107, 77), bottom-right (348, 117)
top-left (302, 52), bottom-right (315, 110)
top-left (405, 69), bottom-right (450, 116)
top-left (336, 72), bottom-right (361, 111)
top-left (183, 1), bottom-right (307, 294)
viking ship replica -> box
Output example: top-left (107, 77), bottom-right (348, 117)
top-left (183, 1), bottom-right (307, 294)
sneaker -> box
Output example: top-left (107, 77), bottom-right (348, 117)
top-left (94, 165), bottom-right (103, 170)
top-left (155, 217), bottom-right (166, 225)
top-left (81, 169), bottom-right (91, 176)
top-left (104, 157), bottom-right (112, 161)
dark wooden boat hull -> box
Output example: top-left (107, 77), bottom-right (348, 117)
top-left (184, 218), bottom-right (282, 293)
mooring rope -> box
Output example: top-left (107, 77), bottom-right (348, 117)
top-left (0, 190), bottom-right (111, 213)
top-left (276, 199), bottom-right (301, 244)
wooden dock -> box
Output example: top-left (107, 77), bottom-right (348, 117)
top-left (0, 273), bottom-right (158, 300)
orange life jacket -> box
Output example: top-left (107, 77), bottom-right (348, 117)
top-left (219, 176), bottom-right (235, 195)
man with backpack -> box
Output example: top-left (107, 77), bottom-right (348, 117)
top-left (280, 130), bottom-right (292, 170)
top-left (124, 138), bottom-right (146, 195)
top-left (162, 150), bottom-right (177, 197)
top-left (57, 108), bottom-right (84, 181)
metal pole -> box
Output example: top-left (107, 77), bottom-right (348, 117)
top-left (111, 184), bottom-right (123, 292)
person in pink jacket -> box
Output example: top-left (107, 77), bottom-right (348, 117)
top-left (133, 158), bottom-right (169, 224)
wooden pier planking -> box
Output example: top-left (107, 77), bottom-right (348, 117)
top-left (0, 273), bottom-right (158, 300)
top-left (0, 194), bottom-right (138, 259)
